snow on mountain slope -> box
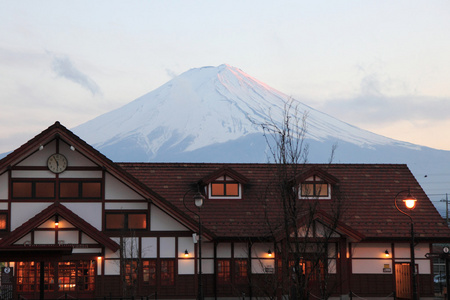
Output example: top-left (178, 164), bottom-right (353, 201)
top-left (71, 64), bottom-right (450, 217)
top-left (73, 64), bottom-right (421, 161)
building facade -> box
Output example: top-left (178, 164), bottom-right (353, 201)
top-left (1, 122), bottom-right (449, 299)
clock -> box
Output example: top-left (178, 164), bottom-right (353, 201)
top-left (47, 153), bottom-right (68, 173)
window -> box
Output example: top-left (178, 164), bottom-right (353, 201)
top-left (234, 259), bottom-right (248, 284)
top-left (105, 212), bottom-right (147, 230)
top-left (160, 260), bottom-right (174, 286)
top-left (300, 175), bottom-right (330, 199)
top-left (209, 176), bottom-right (241, 199)
top-left (59, 262), bottom-right (76, 291)
top-left (143, 260), bottom-right (157, 285)
top-left (12, 181), bottom-right (55, 199)
top-left (217, 260), bottom-right (231, 284)
top-left (60, 181), bottom-right (101, 199)
top-left (0, 213), bottom-right (7, 230)
top-left (16, 261), bottom-right (95, 293)
top-left (125, 260), bottom-right (139, 286)
top-left (289, 258), bottom-right (325, 282)
top-left (16, 262), bottom-right (37, 292)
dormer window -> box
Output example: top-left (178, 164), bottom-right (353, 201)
top-left (209, 175), bottom-right (241, 199)
top-left (300, 175), bottom-right (330, 199)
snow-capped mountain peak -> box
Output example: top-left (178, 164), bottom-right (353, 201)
top-left (73, 64), bottom-right (419, 162)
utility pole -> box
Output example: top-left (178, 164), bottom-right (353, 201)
top-left (440, 193), bottom-right (449, 224)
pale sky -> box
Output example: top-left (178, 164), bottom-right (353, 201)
top-left (1, 0), bottom-right (450, 154)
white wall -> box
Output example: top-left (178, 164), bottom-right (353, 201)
top-left (11, 202), bottom-right (52, 230)
top-left (150, 205), bottom-right (188, 231)
top-left (105, 173), bottom-right (143, 200)
top-left (0, 173), bottom-right (7, 199)
top-left (62, 203), bottom-right (102, 230)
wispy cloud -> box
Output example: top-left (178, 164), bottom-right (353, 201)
top-left (313, 71), bottom-right (450, 127)
top-left (50, 54), bottom-right (101, 96)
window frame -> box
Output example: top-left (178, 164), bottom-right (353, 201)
top-left (104, 211), bottom-right (148, 231)
top-left (299, 175), bottom-right (331, 199)
top-left (233, 259), bottom-right (248, 284)
top-left (11, 180), bottom-right (56, 199)
top-left (208, 175), bottom-right (242, 199)
top-left (160, 259), bottom-right (175, 286)
top-left (0, 212), bottom-right (8, 231)
top-left (217, 259), bottom-right (231, 284)
top-left (142, 259), bottom-right (157, 286)
top-left (59, 180), bottom-right (102, 199)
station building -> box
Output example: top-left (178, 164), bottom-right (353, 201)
top-left (1, 122), bottom-right (449, 299)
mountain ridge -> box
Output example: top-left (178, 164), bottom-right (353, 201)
top-left (73, 64), bottom-right (422, 162)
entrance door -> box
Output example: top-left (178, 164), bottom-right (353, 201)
top-left (395, 263), bottom-right (418, 299)
top-left (395, 263), bottom-right (411, 299)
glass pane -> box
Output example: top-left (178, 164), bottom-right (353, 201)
top-left (125, 261), bottom-right (138, 286)
top-left (58, 261), bottom-right (76, 291)
top-left (77, 260), bottom-right (96, 291)
top-left (234, 260), bottom-right (247, 283)
top-left (82, 182), bottom-right (101, 198)
top-left (316, 184), bottom-right (328, 196)
top-left (218, 260), bottom-right (231, 283)
top-left (105, 214), bottom-right (125, 229)
top-left (0, 214), bottom-right (6, 230)
top-left (12, 182), bottom-right (32, 198)
top-left (211, 183), bottom-right (225, 196)
top-left (143, 260), bottom-right (156, 285)
top-left (301, 183), bottom-right (314, 196)
top-left (17, 261), bottom-right (36, 292)
top-left (37, 262), bottom-right (55, 291)
top-left (128, 214), bottom-right (147, 229)
top-left (225, 183), bottom-right (239, 196)
top-left (35, 182), bottom-right (55, 198)
top-left (161, 260), bottom-right (174, 286)
top-left (60, 182), bottom-right (79, 198)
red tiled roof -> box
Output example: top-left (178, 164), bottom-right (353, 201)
top-left (119, 163), bottom-right (450, 242)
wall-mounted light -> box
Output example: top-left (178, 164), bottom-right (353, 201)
top-left (268, 249), bottom-right (273, 257)
top-left (385, 250), bottom-right (390, 257)
top-left (39, 145), bottom-right (44, 151)
top-left (70, 145), bottom-right (76, 151)
top-left (184, 249), bottom-right (189, 257)
top-left (54, 215), bottom-right (59, 227)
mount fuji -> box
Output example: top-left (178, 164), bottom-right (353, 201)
top-left (71, 64), bottom-right (450, 216)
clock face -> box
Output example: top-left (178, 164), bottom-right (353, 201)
top-left (47, 153), bottom-right (68, 174)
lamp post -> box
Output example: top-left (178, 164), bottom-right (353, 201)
top-left (394, 189), bottom-right (418, 300)
top-left (183, 189), bottom-right (205, 300)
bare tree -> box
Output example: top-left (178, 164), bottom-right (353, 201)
top-left (257, 98), bottom-right (344, 300)
top-left (118, 231), bottom-right (141, 297)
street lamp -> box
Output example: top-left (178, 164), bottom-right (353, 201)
top-left (394, 189), bottom-right (418, 300)
top-left (183, 189), bottom-right (205, 300)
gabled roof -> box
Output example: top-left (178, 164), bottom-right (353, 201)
top-left (0, 122), bottom-right (214, 240)
top-left (200, 166), bottom-right (250, 184)
top-left (0, 203), bottom-right (119, 252)
top-left (294, 166), bottom-right (340, 185)
top-left (120, 163), bottom-right (450, 242)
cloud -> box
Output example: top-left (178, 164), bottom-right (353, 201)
top-left (311, 71), bottom-right (450, 128)
top-left (50, 54), bottom-right (102, 96)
